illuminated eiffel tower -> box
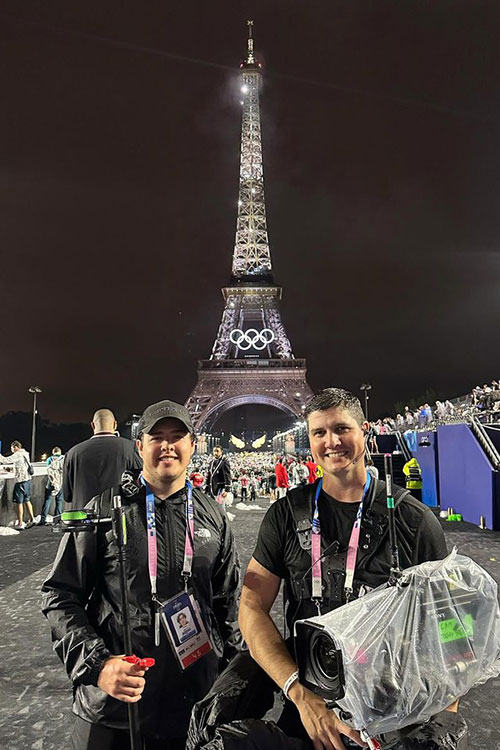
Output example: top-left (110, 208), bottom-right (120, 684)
top-left (186, 22), bottom-right (313, 432)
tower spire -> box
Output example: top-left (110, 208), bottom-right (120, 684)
top-left (232, 21), bottom-right (271, 278)
top-left (246, 19), bottom-right (255, 65)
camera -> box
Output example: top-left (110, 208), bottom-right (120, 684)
top-left (294, 550), bottom-right (500, 740)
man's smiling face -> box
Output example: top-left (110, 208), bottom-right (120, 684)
top-left (307, 407), bottom-right (367, 476)
top-left (138, 417), bottom-right (194, 486)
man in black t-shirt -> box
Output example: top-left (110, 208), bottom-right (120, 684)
top-left (63, 408), bottom-right (141, 507)
top-left (239, 387), bottom-right (450, 750)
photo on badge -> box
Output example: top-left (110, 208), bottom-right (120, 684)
top-left (161, 591), bottom-right (201, 647)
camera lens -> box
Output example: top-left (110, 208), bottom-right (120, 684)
top-left (313, 633), bottom-right (339, 681)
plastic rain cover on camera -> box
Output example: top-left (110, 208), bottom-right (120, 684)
top-left (296, 549), bottom-right (500, 737)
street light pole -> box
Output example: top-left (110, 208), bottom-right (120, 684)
top-left (360, 383), bottom-right (372, 422)
top-left (28, 386), bottom-right (42, 461)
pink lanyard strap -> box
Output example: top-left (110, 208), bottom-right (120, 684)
top-left (183, 480), bottom-right (195, 587)
top-left (311, 473), bottom-right (372, 604)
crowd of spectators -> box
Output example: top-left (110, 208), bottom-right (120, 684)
top-left (369, 378), bottom-right (500, 438)
top-left (190, 450), bottom-right (318, 502)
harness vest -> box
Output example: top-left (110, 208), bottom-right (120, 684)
top-left (284, 479), bottom-right (410, 628)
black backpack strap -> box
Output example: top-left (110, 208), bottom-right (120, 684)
top-left (393, 486), bottom-right (411, 506)
top-left (286, 483), bottom-right (317, 551)
top-left (95, 485), bottom-right (120, 518)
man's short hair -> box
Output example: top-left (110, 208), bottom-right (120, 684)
top-left (52, 446), bottom-right (62, 455)
top-left (305, 388), bottom-right (365, 426)
top-left (11, 441), bottom-right (22, 450)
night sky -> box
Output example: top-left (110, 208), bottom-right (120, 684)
top-left (2, 1), bottom-right (500, 428)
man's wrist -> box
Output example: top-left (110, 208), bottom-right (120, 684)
top-left (283, 669), bottom-right (299, 700)
top-left (287, 679), bottom-right (307, 704)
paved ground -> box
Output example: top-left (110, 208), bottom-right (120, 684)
top-left (0, 502), bottom-right (499, 749)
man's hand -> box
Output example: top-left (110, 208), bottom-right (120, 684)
top-left (289, 682), bottom-right (366, 750)
top-left (97, 655), bottom-right (147, 703)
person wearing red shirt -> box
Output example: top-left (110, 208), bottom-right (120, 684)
top-left (305, 454), bottom-right (317, 484)
top-left (274, 457), bottom-right (289, 499)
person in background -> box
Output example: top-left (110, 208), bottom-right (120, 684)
top-left (240, 473), bottom-right (249, 502)
top-left (404, 406), bottom-right (414, 428)
top-left (403, 455), bottom-right (423, 502)
top-left (40, 446), bottom-right (65, 525)
top-left (189, 470), bottom-right (204, 488)
top-left (0, 440), bottom-right (35, 529)
top-left (274, 457), bottom-right (289, 499)
top-left (63, 408), bottom-right (141, 507)
top-left (305, 455), bottom-right (317, 484)
top-left (206, 446), bottom-right (232, 500)
top-left (292, 457), bottom-right (309, 488)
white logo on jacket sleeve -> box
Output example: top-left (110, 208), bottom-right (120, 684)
top-left (194, 528), bottom-right (212, 544)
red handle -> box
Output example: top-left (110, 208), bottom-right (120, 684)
top-left (123, 655), bottom-right (156, 668)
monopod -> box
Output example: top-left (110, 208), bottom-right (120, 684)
top-left (383, 454), bottom-right (402, 586)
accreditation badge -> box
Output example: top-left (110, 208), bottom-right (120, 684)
top-left (159, 590), bottom-right (213, 670)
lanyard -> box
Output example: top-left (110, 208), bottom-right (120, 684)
top-left (311, 472), bottom-right (372, 605)
top-left (141, 476), bottom-right (195, 644)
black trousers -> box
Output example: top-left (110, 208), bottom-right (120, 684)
top-left (71, 716), bottom-right (186, 750)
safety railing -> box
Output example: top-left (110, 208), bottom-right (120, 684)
top-left (469, 416), bottom-right (500, 471)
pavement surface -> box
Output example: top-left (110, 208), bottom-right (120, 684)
top-left (0, 501), bottom-right (499, 749)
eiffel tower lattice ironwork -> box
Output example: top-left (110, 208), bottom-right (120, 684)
top-left (186, 22), bottom-right (313, 432)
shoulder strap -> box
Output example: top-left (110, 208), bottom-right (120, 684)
top-left (286, 483), bottom-right (317, 551)
top-left (96, 485), bottom-right (120, 517)
top-left (393, 486), bottom-right (411, 506)
top-left (367, 478), bottom-right (410, 513)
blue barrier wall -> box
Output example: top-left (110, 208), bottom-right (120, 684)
top-left (437, 424), bottom-right (497, 529)
top-left (413, 430), bottom-right (439, 507)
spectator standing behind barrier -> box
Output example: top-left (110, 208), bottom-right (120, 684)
top-left (0, 440), bottom-right (35, 529)
top-left (63, 408), bottom-right (141, 507)
top-left (40, 447), bottom-right (64, 525)
top-left (42, 399), bottom-right (240, 750)
top-left (403, 456), bottom-right (423, 502)
top-left (404, 406), bottom-right (414, 428)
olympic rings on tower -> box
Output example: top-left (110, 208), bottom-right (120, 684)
top-left (230, 328), bottom-right (275, 351)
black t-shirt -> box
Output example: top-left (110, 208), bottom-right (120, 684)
top-left (252, 479), bottom-right (448, 629)
top-left (254, 490), bottom-right (361, 579)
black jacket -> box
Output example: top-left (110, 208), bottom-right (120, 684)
top-left (63, 434), bottom-right (142, 507)
top-left (41, 472), bottom-right (241, 741)
top-left (206, 456), bottom-right (232, 497)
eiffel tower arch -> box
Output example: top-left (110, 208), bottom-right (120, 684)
top-left (186, 22), bottom-right (313, 433)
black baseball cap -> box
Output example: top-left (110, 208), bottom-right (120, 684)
top-left (137, 400), bottom-right (194, 436)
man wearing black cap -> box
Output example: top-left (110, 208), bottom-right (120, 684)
top-left (42, 399), bottom-right (240, 749)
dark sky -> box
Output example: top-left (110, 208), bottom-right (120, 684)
top-left (1, 1), bottom-right (500, 426)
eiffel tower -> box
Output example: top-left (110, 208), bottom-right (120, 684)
top-left (186, 22), bottom-right (313, 432)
